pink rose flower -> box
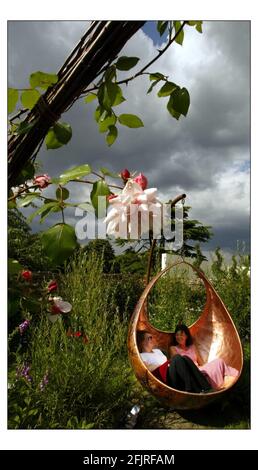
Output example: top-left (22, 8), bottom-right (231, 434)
top-left (33, 174), bottom-right (51, 189)
top-left (133, 173), bottom-right (148, 190)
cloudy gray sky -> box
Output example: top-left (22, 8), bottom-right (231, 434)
top-left (8, 21), bottom-right (250, 255)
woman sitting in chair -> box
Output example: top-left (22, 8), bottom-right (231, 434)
top-left (169, 324), bottom-right (239, 390)
top-left (137, 330), bottom-right (212, 393)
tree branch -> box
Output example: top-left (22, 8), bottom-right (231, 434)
top-left (82, 21), bottom-right (187, 96)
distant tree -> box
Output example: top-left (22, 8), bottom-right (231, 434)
top-left (192, 243), bottom-right (206, 269)
top-left (115, 248), bottom-right (148, 275)
top-left (162, 205), bottom-right (212, 258)
top-left (8, 208), bottom-right (50, 271)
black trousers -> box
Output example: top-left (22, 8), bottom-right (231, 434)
top-left (167, 354), bottom-right (211, 393)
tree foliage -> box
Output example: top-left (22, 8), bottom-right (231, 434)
top-left (8, 208), bottom-right (50, 271)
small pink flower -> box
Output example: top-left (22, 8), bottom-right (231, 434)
top-left (21, 270), bottom-right (32, 281)
top-left (133, 173), bottom-right (148, 190)
top-left (47, 280), bottom-right (58, 292)
top-left (120, 168), bottom-right (130, 181)
top-left (33, 174), bottom-right (51, 189)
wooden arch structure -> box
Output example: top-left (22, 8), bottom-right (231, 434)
top-left (127, 261), bottom-right (243, 409)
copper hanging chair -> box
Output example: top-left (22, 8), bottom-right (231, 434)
top-left (127, 260), bottom-right (243, 410)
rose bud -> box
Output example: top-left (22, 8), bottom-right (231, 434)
top-left (120, 169), bottom-right (130, 181)
top-left (133, 173), bottom-right (148, 190)
top-left (33, 174), bottom-right (51, 189)
top-left (47, 280), bottom-right (58, 293)
top-left (21, 270), bottom-right (32, 281)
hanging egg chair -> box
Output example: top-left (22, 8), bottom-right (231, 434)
top-left (127, 260), bottom-right (243, 410)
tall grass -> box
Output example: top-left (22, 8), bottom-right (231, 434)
top-left (148, 269), bottom-right (206, 331)
top-left (8, 253), bottom-right (135, 429)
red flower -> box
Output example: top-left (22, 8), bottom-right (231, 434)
top-left (133, 173), bottom-right (148, 190)
top-left (33, 174), bottom-right (51, 189)
top-left (51, 304), bottom-right (62, 315)
top-left (120, 168), bottom-right (130, 181)
top-left (21, 270), bottom-right (32, 281)
top-left (74, 331), bottom-right (82, 337)
top-left (47, 280), bottom-right (58, 292)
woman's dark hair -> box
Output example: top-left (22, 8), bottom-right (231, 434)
top-left (172, 324), bottom-right (193, 346)
top-left (136, 330), bottom-right (149, 352)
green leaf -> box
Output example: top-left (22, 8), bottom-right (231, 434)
top-left (56, 187), bottom-right (70, 200)
top-left (149, 72), bottom-right (165, 81)
top-left (59, 164), bottom-right (92, 184)
top-left (99, 114), bottom-right (117, 133)
top-left (90, 180), bottom-right (111, 217)
top-left (116, 56), bottom-right (140, 71)
top-left (84, 93), bottom-right (98, 104)
top-left (174, 21), bottom-right (184, 45)
top-left (104, 65), bottom-right (117, 82)
top-left (21, 89), bottom-right (41, 109)
top-left (45, 128), bottom-right (63, 150)
top-left (16, 121), bottom-right (36, 135)
top-left (94, 106), bottom-right (102, 123)
top-left (157, 21), bottom-right (168, 36)
top-left (118, 114), bottom-right (144, 128)
top-left (29, 71), bottom-right (58, 89)
top-left (39, 204), bottom-right (61, 223)
top-left (98, 82), bottom-right (121, 111)
top-left (106, 125), bottom-right (118, 146)
top-left (17, 193), bottom-right (41, 207)
top-left (8, 88), bottom-right (19, 114)
top-left (106, 82), bottom-right (124, 107)
top-left (8, 259), bottom-right (23, 276)
top-left (112, 88), bottom-right (126, 106)
top-left (158, 81), bottom-right (178, 97)
top-left (171, 87), bottom-right (190, 116)
top-left (27, 202), bottom-right (60, 222)
top-left (53, 122), bottom-right (72, 144)
top-left (188, 21), bottom-right (203, 33)
top-left (76, 202), bottom-right (95, 213)
top-left (167, 95), bottom-right (181, 120)
top-left (100, 167), bottom-right (120, 178)
top-left (41, 223), bottom-right (78, 264)
top-left (97, 84), bottom-right (106, 108)
top-left (195, 21), bottom-right (203, 33)
top-left (147, 79), bottom-right (160, 94)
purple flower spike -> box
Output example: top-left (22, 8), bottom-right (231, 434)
top-left (39, 373), bottom-right (49, 392)
top-left (19, 319), bottom-right (30, 335)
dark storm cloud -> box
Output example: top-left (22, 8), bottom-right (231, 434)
top-left (8, 21), bottom-right (250, 252)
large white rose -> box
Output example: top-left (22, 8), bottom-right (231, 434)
top-left (104, 179), bottom-right (162, 239)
